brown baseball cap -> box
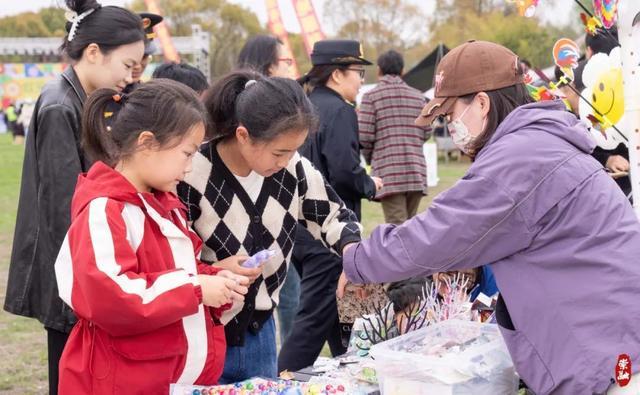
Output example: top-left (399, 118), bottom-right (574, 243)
top-left (416, 40), bottom-right (524, 127)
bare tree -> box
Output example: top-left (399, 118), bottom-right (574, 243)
top-left (323, 0), bottom-right (427, 57)
top-left (130, 0), bottom-right (264, 78)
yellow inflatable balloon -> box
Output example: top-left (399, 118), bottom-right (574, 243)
top-left (591, 67), bottom-right (624, 127)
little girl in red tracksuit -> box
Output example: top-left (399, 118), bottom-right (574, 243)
top-left (53, 79), bottom-right (249, 394)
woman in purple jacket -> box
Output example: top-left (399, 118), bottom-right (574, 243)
top-left (339, 40), bottom-right (640, 395)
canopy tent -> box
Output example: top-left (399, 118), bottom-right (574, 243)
top-left (402, 43), bottom-right (449, 92)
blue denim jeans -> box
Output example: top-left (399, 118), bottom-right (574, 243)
top-left (219, 316), bottom-right (277, 384)
top-left (277, 264), bottom-right (300, 343)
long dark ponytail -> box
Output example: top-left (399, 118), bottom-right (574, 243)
top-left (203, 69), bottom-right (317, 142)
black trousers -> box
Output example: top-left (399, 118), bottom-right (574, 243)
top-left (277, 229), bottom-right (349, 373)
top-left (46, 327), bottom-right (70, 395)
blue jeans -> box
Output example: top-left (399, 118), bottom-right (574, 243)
top-left (277, 264), bottom-right (300, 343)
top-left (219, 316), bottom-right (277, 384)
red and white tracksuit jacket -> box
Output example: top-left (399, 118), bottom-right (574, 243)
top-left (54, 162), bottom-right (228, 394)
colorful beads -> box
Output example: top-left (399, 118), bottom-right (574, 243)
top-left (177, 378), bottom-right (348, 395)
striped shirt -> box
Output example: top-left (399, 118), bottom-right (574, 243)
top-left (358, 75), bottom-right (429, 198)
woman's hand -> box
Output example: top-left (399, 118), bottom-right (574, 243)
top-left (338, 244), bottom-right (367, 299)
top-left (336, 271), bottom-right (368, 300)
top-left (337, 271), bottom-right (349, 299)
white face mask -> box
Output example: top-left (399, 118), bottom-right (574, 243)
top-left (448, 103), bottom-right (486, 155)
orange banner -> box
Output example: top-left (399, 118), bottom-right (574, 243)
top-left (266, 0), bottom-right (301, 78)
top-left (143, 0), bottom-right (180, 63)
top-left (292, 0), bottom-right (325, 55)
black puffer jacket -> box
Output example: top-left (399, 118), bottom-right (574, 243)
top-left (4, 67), bottom-right (90, 333)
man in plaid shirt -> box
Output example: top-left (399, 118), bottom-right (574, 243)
top-left (358, 50), bottom-right (430, 224)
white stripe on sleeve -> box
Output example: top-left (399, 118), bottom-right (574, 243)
top-left (54, 235), bottom-right (74, 309)
top-left (139, 196), bottom-right (208, 384)
top-left (88, 197), bottom-right (193, 305)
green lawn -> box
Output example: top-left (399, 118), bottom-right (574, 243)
top-left (0, 133), bottom-right (468, 394)
top-left (361, 158), bottom-right (469, 236)
top-left (0, 134), bottom-right (48, 394)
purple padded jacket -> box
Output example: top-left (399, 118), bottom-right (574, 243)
top-left (344, 100), bottom-right (640, 394)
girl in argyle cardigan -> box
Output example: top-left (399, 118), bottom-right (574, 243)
top-left (177, 70), bottom-right (362, 383)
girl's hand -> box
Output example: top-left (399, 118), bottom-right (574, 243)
top-left (217, 270), bottom-right (250, 301)
top-left (216, 255), bottom-right (263, 283)
top-left (197, 274), bottom-right (248, 307)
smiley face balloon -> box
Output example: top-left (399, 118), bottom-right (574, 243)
top-left (591, 67), bottom-right (624, 126)
top-left (581, 46), bottom-right (625, 133)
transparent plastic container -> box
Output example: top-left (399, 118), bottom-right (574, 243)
top-left (369, 320), bottom-right (519, 395)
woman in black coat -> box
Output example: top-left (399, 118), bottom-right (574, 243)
top-left (3, 1), bottom-right (144, 393)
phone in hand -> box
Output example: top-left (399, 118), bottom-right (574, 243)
top-left (242, 249), bottom-right (277, 268)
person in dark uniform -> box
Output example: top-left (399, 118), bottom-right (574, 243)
top-left (123, 12), bottom-right (162, 94)
top-left (278, 39), bottom-right (383, 373)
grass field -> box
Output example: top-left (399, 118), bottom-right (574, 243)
top-left (0, 134), bottom-right (48, 394)
top-left (0, 134), bottom-right (468, 394)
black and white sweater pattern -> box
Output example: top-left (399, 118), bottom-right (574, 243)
top-left (177, 143), bottom-right (361, 346)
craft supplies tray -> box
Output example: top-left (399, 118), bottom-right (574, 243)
top-left (369, 320), bottom-right (518, 395)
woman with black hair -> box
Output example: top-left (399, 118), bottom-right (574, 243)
top-left (3, 1), bottom-right (145, 393)
top-left (237, 34), bottom-right (293, 78)
top-left (277, 39), bottom-right (384, 373)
